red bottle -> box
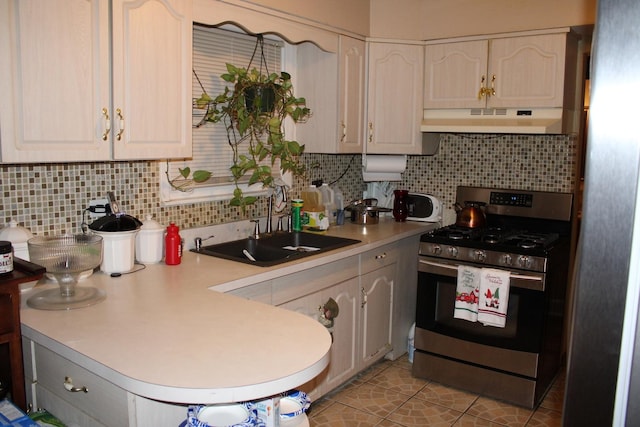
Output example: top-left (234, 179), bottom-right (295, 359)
top-left (165, 222), bottom-right (182, 265)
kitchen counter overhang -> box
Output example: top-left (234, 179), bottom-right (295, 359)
top-left (19, 220), bottom-right (435, 405)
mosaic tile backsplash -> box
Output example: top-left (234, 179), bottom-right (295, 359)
top-left (0, 134), bottom-right (576, 236)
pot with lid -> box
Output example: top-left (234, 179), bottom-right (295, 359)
top-left (346, 198), bottom-right (392, 225)
top-left (88, 192), bottom-right (142, 273)
top-left (454, 201), bottom-right (487, 228)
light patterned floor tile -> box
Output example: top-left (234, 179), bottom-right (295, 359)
top-left (308, 401), bottom-right (384, 427)
top-left (453, 414), bottom-right (506, 426)
top-left (385, 396), bottom-right (463, 427)
top-left (525, 407), bottom-right (562, 427)
top-left (416, 381), bottom-right (479, 412)
top-left (376, 420), bottom-right (409, 427)
top-left (392, 354), bottom-right (413, 371)
top-left (466, 396), bottom-right (533, 427)
top-left (358, 359), bottom-right (394, 382)
top-left (367, 366), bottom-right (429, 395)
top-left (538, 383), bottom-right (564, 413)
top-left (331, 382), bottom-right (412, 418)
top-left (307, 397), bottom-right (334, 417)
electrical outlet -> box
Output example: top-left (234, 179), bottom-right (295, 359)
top-left (88, 198), bottom-right (110, 219)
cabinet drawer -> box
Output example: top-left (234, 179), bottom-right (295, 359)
top-left (272, 256), bottom-right (358, 305)
top-left (33, 343), bottom-right (128, 427)
top-left (34, 384), bottom-right (107, 427)
top-left (360, 242), bottom-right (399, 275)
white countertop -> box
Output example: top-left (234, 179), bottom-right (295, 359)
top-left (20, 219), bottom-right (436, 404)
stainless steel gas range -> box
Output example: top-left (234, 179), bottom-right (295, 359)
top-left (412, 186), bottom-right (573, 408)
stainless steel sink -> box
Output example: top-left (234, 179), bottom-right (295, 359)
top-left (192, 232), bottom-right (361, 267)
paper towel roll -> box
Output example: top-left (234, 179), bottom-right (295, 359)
top-left (362, 154), bottom-right (407, 182)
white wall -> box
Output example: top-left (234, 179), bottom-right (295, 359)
top-left (369, 0), bottom-right (597, 40)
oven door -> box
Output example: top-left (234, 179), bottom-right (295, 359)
top-left (416, 258), bottom-right (546, 353)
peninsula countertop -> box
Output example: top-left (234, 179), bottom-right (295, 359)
top-left (19, 219), bottom-right (435, 405)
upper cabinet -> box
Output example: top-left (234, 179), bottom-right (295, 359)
top-left (365, 41), bottom-right (424, 154)
top-left (0, 0), bottom-right (192, 163)
top-left (296, 35), bottom-right (365, 154)
top-left (424, 31), bottom-right (576, 110)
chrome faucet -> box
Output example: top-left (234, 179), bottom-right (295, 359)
top-left (265, 185), bottom-right (288, 235)
top-left (250, 219), bottom-right (261, 239)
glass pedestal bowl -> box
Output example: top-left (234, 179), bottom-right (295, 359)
top-left (27, 234), bottom-right (105, 310)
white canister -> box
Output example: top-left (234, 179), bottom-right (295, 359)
top-left (94, 230), bottom-right (138, 274)
top-left (135, 215), bottom-right (164, 264)
top-left (0, 219), bottom-right (34, 261)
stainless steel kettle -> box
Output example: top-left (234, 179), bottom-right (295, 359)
top-left (454, 201), bottom-right (487, 228)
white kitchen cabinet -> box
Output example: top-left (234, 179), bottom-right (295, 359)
top-left (277, 277), bottom-right (359, 399)
top-left (365, 41), bottom-right (424, 154)
top-left (424, 31), bottom-right (576, 110)
top-left (295, 35), bottom-right (365, 154)
top-left (360, 264), bottom-right (394, 367)
top-left (0, 0), bottom-right (192, 163)
top-left (22, 339), bottom-right (187, 427)
top-left (359, 243), bottom-right (397, 368)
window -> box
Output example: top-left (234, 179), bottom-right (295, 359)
top-left (160, 25), bottom-right (289, 205)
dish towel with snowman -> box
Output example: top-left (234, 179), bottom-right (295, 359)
top-left (454, 265), bottom-right (480, 322)
top-left (477, 268), bottom-right (511, 328)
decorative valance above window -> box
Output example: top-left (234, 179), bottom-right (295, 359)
top-left (193, 0), bottom-right (340, 53)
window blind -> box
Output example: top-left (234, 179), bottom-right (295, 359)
top-left (168, 25), bottom-right (282, 185)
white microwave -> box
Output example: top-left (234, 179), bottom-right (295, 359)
top-left (406, 193), bottom-right (442, 223)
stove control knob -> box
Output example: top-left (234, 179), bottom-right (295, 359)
top-left (447, 246), bottom-right (458, 257)
top-left (474, 250), bottom-right (486, 262)
top-left (432, 245), bottom-right (442, 255)
top-left (502, 254), bottom-right (513, 266)
top-left (518, 255), bottom-right (532, 268)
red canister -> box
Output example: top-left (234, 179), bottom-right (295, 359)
top-left (164, 222), bottom-right (182, 265)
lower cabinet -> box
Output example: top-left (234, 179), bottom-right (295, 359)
top-left (277, 277), bottom-right (360, 400)
top-left (22, 339), bottom-right (186, 427)
top-left (360, 263), bottom-right (394, 368)
top-left (270, 241), bottom-right (400, 399)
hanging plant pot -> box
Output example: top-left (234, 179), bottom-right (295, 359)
top-left (243, 84), bottom-right (276, 113)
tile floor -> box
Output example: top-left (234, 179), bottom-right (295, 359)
top-left (307, 356), bottom-right (565, 427)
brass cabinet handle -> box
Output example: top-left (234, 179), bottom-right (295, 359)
top-left (368, 122), bottom-right (373, 143)
top-left (101, 108), bottom-right (111, 141)
top-left (375, 252), bottom-right (387, 259)
top-left (64, 376), bottom-right (88, 393)
top-left (361, 287), bottom-right (366, 308)
top-left (489, 74), bottom-right (497, 97)
top-left (478, 75), bottom-right (487, 99)
top-left (340, 121), bottom-right (346, 142)
top-left (115, 108), bottom-right (125, 141)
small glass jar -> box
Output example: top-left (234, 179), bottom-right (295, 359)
top-left (0, 241), bottom-right (14, 274)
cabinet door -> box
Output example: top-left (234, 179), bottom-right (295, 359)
top-left (488, 33), bottom-right (567, 109)
top-left (423, 40), bottom-right (488, 109)
top-left (360, 264), bottom-right (394, 367)
top-left (0, 0), bottom-right (111, 162)
top-left (320, 277), bottom-right (359, 393)
top-left (111, 0), bottom-right (192, 159)
top-left (366, 42), bottom-right (423, 154)
top-left (277, 277), bottom-right (359, 398)
top-left (338, 36), bottom-right (365, 154)
top-left (294, 43), bottom-right (339, 154)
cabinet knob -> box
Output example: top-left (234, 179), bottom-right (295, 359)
top-left (478, 75), bottom-right (487, 99)
top-left (64, 376), bottom-right (88, 393)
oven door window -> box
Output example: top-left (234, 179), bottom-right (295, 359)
top-left (416, 272), bottom-right (545, 353)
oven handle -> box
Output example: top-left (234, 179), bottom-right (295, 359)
top-left (418, 258), bottom-right (545, 291)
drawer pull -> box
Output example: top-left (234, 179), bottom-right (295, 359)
top-left (375, 252), bottom-right (387, 260)
top-left (64, 376), bottom-right (88, 393)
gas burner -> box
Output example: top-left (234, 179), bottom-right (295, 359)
top-left (448, 231), bottom-right (466, 240)
top-left (518, 240), bottom-right (539, 249)
top-left (482, 234), bottom-right (501, 244)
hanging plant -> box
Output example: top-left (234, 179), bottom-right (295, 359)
top-left (168, 35), bottom-right (311, 211)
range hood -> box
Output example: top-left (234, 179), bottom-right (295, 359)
top-left (421, 108), bottom-right (566, 134)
